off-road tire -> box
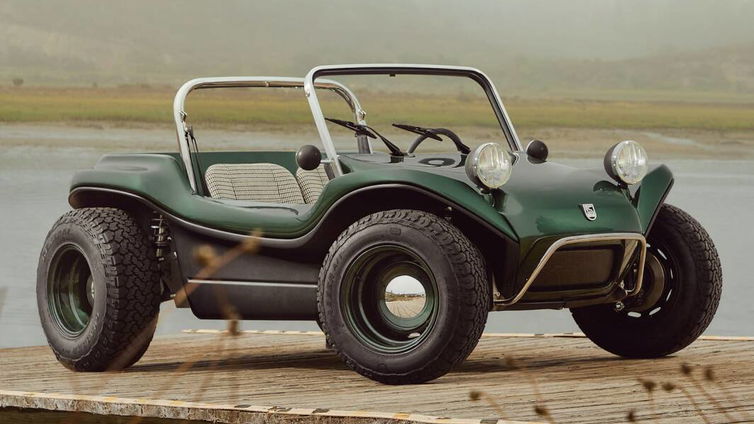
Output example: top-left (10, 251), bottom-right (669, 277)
top-left (571, 203), bottom-right (722, 358)
top-left (318, 209), bottom-right (488, 384)
top-left (37, 207), bottom-right (161, 371)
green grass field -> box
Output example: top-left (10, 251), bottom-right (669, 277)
top-left (1, 86), bottom-right (753, 132)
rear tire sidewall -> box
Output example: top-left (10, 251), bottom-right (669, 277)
top-left (321, 220), bottom-right (471, 374)
top-left (37, 221), bottom-right (108, 361)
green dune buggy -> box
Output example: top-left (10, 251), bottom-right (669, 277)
top-left (37, 64), bottom-right (722, 384)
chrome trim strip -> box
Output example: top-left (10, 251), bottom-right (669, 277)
top-left (304, 63), bottom-right (523, 178)
top-left (173, 76), bottom-right (365, 192)
top-left (494, 232), bottom-right (647, 307)
top-left (187, 279), bottom-right (315, 288)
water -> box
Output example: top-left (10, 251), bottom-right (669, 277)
top-left (1, 125), bottom-right (752, 348)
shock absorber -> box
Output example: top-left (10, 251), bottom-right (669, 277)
top-left (150, 213), bottom-right (170, 261)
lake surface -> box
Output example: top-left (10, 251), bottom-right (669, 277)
top-left (1, 125), bottom-right (752, 348)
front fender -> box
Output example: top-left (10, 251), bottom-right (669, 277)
top-left (314, 168), bottom-right (518, 240)
top-left (633, 164), bottom-right (674, 234)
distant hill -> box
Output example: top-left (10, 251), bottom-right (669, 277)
top-left (1, 0), bottom-right (753, 99)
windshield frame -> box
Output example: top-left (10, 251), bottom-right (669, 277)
top-left (304, 64), bottom-right (522, 176)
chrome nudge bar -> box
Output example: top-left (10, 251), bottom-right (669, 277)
top-left (493, 233), bottom-right (647, 307)
top-left (173, 76), bottom-right (365, 193)
top-left (304, 64), bottom-right (523, 177)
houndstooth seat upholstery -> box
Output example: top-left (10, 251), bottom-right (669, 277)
top-left (205, 163), bottom-right (305, 204)
top-left (295, 166), bottom-right (330, 204)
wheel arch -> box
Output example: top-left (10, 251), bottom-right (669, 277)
top-left (312, 185), bottom-right (519, 306)
top-left (69, 187), bottom-right (157, 221)
top-left (69, 185), bottom-right (518, 303)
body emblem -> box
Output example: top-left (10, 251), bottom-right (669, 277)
top-left (580, 203), bottom-right (597, 221)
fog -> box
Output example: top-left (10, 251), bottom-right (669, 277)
top-left (2, 0), bottom-right (754, 96)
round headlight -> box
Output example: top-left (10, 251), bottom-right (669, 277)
top-left (604, 140), bottom-right (648, 185)
top-left (465, 142), bottom-right (513, 189)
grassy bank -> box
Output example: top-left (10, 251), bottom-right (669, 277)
top-left (1, 86), bottom-right (753, 132)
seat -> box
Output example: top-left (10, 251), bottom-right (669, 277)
top-left (205, 163), bottom-right (305, 204)
top-left (295, 165), bottom-right (330, 204)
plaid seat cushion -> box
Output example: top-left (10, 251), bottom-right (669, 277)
top-left (205, 163), bottom-right (305, 204)
top-left (295, 166), bottom-right (330, 204)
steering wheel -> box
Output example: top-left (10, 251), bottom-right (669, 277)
top-left (407, 127), bottom-right (469, 154)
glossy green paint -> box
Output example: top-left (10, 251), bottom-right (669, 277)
top-left (634, 164), bottom-right (674, 231)
top-left (70, 150), bottom-right (672, 249)
top-left (70, 152), bottom-right (518, 238)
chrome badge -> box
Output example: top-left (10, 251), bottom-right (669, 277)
top-left (580, 203), bottom-right (597, 221)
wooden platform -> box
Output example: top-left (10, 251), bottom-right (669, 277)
top-left (1, 331), bottom-right (753, 424)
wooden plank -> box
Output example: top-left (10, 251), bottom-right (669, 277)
top-left (1, 332), bottom-right (752, 424)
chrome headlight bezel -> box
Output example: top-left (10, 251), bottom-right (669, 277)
top-left (465, 142), bottom-right (513, 190)
top-left (604, 140), bottom-right (648, 185)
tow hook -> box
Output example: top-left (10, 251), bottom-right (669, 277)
top-left (614, 301), bottom-right (625, 312)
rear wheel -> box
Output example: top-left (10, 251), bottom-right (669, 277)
top-left (37, 208), bottom-right (161, 371)
top-left (571, 204), bottom-right (722, 357)
top-left (318, 209), bottom-right (488, 384)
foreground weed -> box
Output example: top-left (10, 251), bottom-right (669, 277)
top-left (636, 378), bottom-right (658, 420)
top-left (55, 231), bottom-right (260, 424)
top-left (661, 381), bottom-right (711, 424)
top-left (468, 390), bottom-right (508, 421)
top-left (680, 363), bottom-right (737, 422)
top-left (702, 365), bottom-right (752, 422)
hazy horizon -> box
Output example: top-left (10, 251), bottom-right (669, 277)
top-left (2, 0), bottom-right (754, 98)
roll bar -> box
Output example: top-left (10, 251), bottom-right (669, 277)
top-left (173, 77), bottom-right (366, 193)
top-left (175, 65), bottom-right (521, 191)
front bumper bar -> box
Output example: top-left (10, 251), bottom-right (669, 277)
top-left (493, 232), bottom-right (647, 308)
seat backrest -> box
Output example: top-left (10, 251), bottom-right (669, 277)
top-left (295, 165), bottom-right (330, 204)
top-left (205, 163), bottom-right (305, 204)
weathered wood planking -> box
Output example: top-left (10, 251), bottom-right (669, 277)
top-left (1, 331), bottom-right (752, 424)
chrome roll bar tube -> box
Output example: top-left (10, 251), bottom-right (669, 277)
top-left (304, 63), bottom-right (523, 177)
top-left (173, 76), bottom-right (365, 193)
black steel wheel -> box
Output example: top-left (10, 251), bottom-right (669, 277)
top-left (571, 204), bottom-right (722, 358)
top-left (318, 209), bottom-right (488, 385)
top-left (37, 208), bottom-right (161, 371)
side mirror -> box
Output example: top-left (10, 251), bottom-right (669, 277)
top-left (526, 139), bottom-right (548, 162)
top-left (296, 145), bottom-right (322, 170)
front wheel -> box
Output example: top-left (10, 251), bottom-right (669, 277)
top-left (37, 208), bottom-right (162, 371)
top-left (571, 204), bottom-right (722, 358)
top-left (318, 210), bottom-right (489, 384)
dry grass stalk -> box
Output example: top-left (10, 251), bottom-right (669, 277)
top-left (679, 363), bottom-right (737, 423)
top-left (191, 335), bottom-right (228, 403)
top-left (637, 378), bottom-right (658, 420)
top-left (468, 390), bottom-right (508, 421)
top-left (505, 356), bottom-right (544, 404)
top-left (55, 230), bottom-right (261, 423)
top-left (125, 334), bottom-right (229, 424)
top-left (500, 355), bottom-right (554, 423)
top-left (661, 381), bottom-right (711, 424)
top-left (174, 230), bottom-right (262, 307)
top-left (702, 365), bottom-right (752, 422)
top-left (533, 403), bottom-right (555, 424)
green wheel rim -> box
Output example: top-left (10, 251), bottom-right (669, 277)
top-left (47, 244), bottom-right (95, 337)
top-left (341, 244), bottom-right (439, 354)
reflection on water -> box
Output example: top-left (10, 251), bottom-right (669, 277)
top-left (1, 126), bottom-right (752, 347)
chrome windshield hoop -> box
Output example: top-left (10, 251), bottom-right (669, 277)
top-left (173, 76), bottom-right (364, 193)
top-left (304, 63), bottom-right (523, 177)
